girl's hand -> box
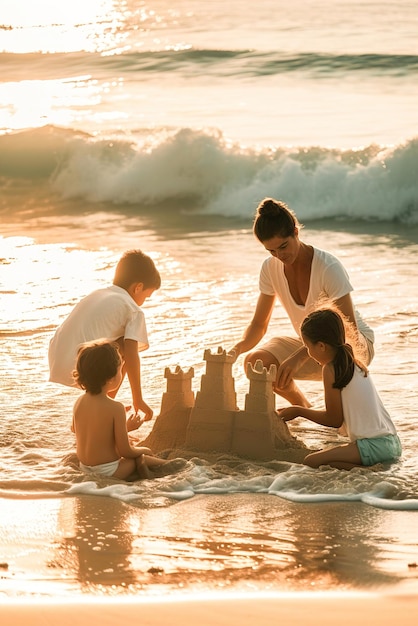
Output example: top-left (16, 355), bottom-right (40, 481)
top-left (278, 406), bottom-right (302, 422)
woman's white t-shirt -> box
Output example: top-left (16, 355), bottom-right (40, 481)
top-left (258, 246), bottom-right (374, 342)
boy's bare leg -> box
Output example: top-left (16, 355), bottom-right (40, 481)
top-left (143, 454), bottom-right (171, 468)
top-left (113, 458), bottom-right (137, 480)
top-left (136, 454), bottom-right (152, 479)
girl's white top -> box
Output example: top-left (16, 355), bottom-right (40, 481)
top-left (341, 365), bottom-right (397, 440)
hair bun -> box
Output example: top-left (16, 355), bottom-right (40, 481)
top-left (253, 198), bottom-right (299, 241)
top-left (257, 197), bottom-right (281, 216)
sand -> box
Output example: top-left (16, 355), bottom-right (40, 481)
top-left (2, 593), bottom-right (418, 626)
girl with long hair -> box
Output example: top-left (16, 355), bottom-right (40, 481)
top-left (279, 308), bottom-right (401, 470)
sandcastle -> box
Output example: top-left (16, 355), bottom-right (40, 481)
top-left (141, 347), bottom-right (308, 462)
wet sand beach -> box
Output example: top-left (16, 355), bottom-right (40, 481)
top-left (2, 494), bottom-right (418, 624)
top-left (1, 494), bottom-right (417, 600)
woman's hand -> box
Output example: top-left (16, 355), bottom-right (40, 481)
top-left (126, 411), bottom-right (144, 432)
top-left (134, 399), bottom-right (154, 422)
top-left (228, 346), bottom-right (240, 363)
top-left (276, 355), bottom-right (301, 390)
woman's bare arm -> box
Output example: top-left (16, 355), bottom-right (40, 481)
top-left (335, 293), bottom-right (357, 327)
top-left (231, 293), bottom-right (275, 358)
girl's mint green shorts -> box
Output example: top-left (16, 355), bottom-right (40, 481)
top-left (357, 434), bottom-right (402, 466)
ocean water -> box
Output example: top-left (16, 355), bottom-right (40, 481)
top-left (1, 0), bottom-right (418, 597)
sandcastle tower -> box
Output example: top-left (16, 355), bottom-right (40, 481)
top-left (231, 359), bottom-right (300, 460)
top-left (140, 365), bottom-right (195, 453)
top-left (185, 347), bottom-right (237, 452)
top-left (160, 365), bottom-right (195, 414)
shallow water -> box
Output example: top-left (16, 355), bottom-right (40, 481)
top-left (1, 213), bottom-right (418, 509)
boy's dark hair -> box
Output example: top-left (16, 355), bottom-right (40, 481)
top-left (73, 341), bottom-right (121, 395)
top-left (113, 249), bottom-right (161, 291)
top-left (253, 197), bottom-right (302, 242)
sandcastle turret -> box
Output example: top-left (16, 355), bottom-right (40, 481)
top-left (185, 347), bottom-right (237, 452)
top-left (140, 365), bottom-right (195, 453)
top-left (160, 365), bottom-right (195, 414)
top-left (231, 359), bottom-right (301, 460)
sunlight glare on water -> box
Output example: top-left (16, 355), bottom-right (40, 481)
top-left (0, 235), bottom-right (112, 333)
top-left (0, 78), bottom-right (111, 135)
top-left (0, 0), bottom-right (122, 53)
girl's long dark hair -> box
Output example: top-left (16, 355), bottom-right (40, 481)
top-left (301, 308), bottom-right (365, 389)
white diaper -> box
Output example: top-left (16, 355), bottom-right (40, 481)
top-left (79, 459), bottom-right (120, 476)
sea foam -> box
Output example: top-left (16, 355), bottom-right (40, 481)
top-left (1, 125), bottom-right (417, 224)
top-left (65, 459), bottom-right (418, 512)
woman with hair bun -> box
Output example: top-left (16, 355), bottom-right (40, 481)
top-left (279, 309), bottom-right (401, 470)
top-left (231, 198), bottom-right (375, 408)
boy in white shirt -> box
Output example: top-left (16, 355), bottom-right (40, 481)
top-left (49, 249), bottom-right (160, 425)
